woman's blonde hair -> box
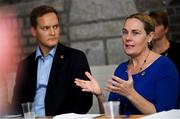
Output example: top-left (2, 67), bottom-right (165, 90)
top-left (125, 13), bottom-right (155, 34)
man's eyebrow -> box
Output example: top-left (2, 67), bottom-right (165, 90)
top-left (132, 29), bottom-right (141, 32)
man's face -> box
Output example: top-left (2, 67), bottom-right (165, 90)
top-left (153, 24), bottom-right (167, 41)
top-left (31, 12), bottom-right (60, 53)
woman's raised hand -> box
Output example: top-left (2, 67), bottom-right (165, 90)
top-left (107, 71), bottom-right (135, 98)
top-left (75, 72), bottom-right (102, 96)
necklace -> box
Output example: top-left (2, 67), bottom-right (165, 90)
top-left (129, 49), bottom-right (151, 74)
top-left (139, 49), bottom-right (150, 71)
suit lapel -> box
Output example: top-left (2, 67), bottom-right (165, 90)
top-left (45, 44), bottom-right (71, 114)
top-left (31, 53), bottom-right (38, 100)
top-left (46, 44), bottom-right (66, 92)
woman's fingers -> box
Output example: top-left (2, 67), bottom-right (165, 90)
top-left (127, 71), bottom-right (133, 82)
top-left (75, 78), bottom-right (84, 85)
top-left (85, 71), bottom-right (96, 81)
top-left (106, 83), bottom-right (121, 94)
top-left (112, 75), bottom-right (124, 84)
top-left (75, 78), bottom-right (88, 88)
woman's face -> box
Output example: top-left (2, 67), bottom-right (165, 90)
top-left (122, 18), bottom-right (151, 57)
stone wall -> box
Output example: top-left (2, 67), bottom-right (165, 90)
top-left (167, 0), bottom-right (180, 42)
top-left (0, 0), bottom-right (179, 69)
top-left (69, 0), bottom-right (136, 65)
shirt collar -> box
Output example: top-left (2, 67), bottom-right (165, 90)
top-left (35, 46), bottom-right (57, 60)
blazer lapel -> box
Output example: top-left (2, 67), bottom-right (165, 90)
top-left (30, 53), bottom-right (38, 100)
top-left (47, 44), bottom-right (65, 88)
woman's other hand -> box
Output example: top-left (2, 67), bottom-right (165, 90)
top-left (75, 72), bottom-right (102, 96)
top-left (107, 71), bottom-right (135, 98)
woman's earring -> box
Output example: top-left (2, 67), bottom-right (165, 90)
top-left (148, 41), bottom-right (152, 50)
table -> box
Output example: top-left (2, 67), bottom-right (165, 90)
top-left (10, 115), bottom-right (145, 119)
top-left (0, 114), bottom-right (53, 119)
top-left (36, 117), bottom-right (52, 119)
top-left (95, 115), bottom-right (145, 119)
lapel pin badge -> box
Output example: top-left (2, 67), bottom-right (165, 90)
top-left (60, 55), bottom-right (64, 59)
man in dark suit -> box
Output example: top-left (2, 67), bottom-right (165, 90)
top-left (11, 5), bottom-right (92, 116)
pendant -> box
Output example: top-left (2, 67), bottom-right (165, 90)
top-left (141, 71), bottom-right (146, 76)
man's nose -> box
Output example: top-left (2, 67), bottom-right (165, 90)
top-left (49, 27), bottom-right (55, 35)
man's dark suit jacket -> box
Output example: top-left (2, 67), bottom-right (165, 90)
top-left (12, 43), bottom-right (92, 116)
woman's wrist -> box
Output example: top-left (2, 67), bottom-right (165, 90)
top-left (96, 93), bottom-right (103, 97)
top-left (94, 89), bottom-right (103, 96)
top-left (127, 89), bottom-right (137, 101)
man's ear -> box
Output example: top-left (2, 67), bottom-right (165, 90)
top-left (31, 27), bottom-right (37, 37)
top-left (165, 27), bottom-right (169, 34)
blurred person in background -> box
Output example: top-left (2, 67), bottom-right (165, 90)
top-left (149, 10), bottom-right (180, 108)
top-left (0, 6), bottom-right (22, 115)
top-left (75, 13), bottom-right (179, 115)
top-left (0, 78), bottom-right (8, 115)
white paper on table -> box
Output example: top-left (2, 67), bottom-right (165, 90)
top-left (0, 114), bottom-right (22, 118)
top-left (53, 113), bottom-right (101, 119)
top-left (140, 109), bottom-right (180, 119)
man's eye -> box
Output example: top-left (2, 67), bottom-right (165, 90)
top-left (53, 25), bottom-right (59, 29)
top-left (41, 26), bottom-right (49, 30)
